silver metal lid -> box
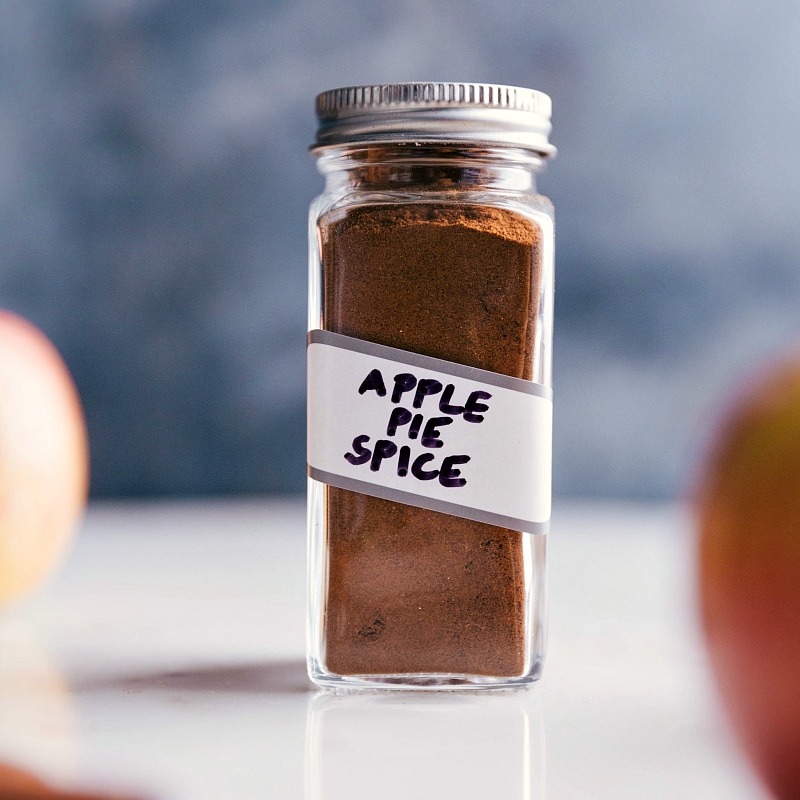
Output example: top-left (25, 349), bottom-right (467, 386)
top-left (313, 82), bottom-right (555, 157)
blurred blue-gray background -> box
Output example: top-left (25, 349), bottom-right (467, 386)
top-left (3, 0), bottom-right (800, 499)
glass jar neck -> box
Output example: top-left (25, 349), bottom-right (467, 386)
top-left (314, 144), bottom-right (545, 194)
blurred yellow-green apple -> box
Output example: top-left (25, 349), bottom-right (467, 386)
top-left (0, 310), bottom-right (88, 606)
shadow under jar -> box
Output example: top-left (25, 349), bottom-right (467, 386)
top-left (307, 83), bottom-right (556, 689)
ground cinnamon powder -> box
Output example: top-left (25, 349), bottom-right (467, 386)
top-left (321, 202), bottom-right (542, 677)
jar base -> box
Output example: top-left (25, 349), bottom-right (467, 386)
top-left (307, 658), bottom-right (543, 692)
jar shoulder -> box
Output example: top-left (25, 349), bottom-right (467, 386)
top-left (310, 189), bottom-right (554, 228)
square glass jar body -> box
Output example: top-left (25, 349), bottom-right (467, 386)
top-left (307, 144), bottom-right (554, 690)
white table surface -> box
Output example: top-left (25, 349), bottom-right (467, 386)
top-left (0, 499), bottom-right (768, 800)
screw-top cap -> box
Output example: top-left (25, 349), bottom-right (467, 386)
top-left (313, 82), bottom-right (555, 157)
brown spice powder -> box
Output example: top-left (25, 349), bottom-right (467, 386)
top-left (321, 202), bottom-right (542, 677)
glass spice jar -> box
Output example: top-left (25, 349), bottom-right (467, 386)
top-left (306, 83), bottom-right (555, 690)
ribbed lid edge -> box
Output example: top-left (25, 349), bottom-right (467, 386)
top-left (313, 82), bottom-right (555, 156)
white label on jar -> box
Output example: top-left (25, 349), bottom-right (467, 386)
top-left (307, 330), bottom-right (552, 534)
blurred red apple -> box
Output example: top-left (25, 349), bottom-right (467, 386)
top-left (696, 355), bottom-right (800, 799)
top-left (0, 760), bottom-right (142, 799)
top-left (0, 310), bottom-right (88, 606)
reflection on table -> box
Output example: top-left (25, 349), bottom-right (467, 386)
top-left (306, 691), bottom-right (544, 800)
